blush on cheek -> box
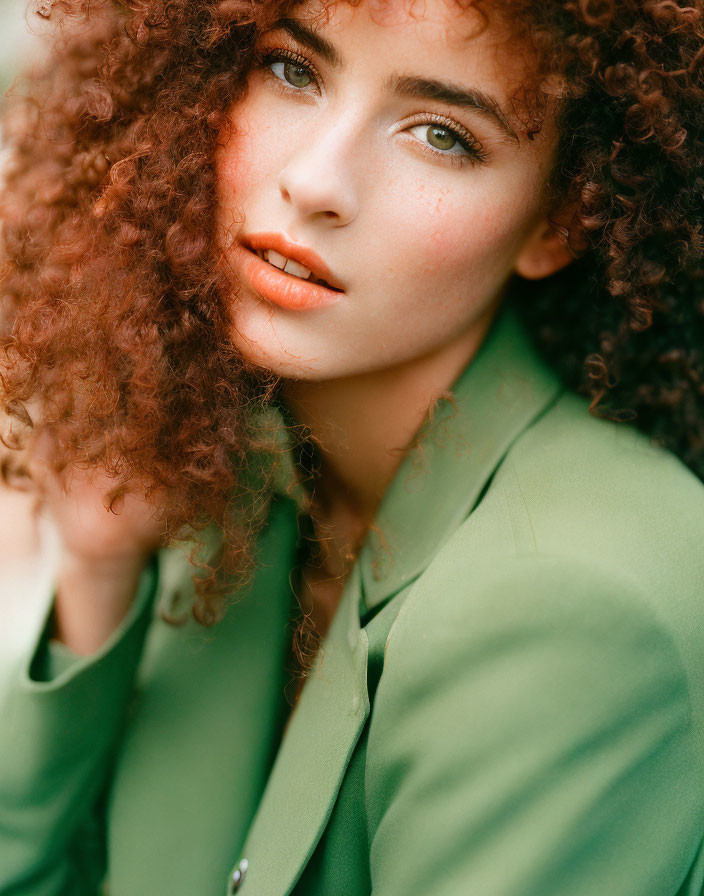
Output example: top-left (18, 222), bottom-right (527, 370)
top-left (216, 98), bottom-right (282, 195)
top-left (418, 213), bottom-right (485, 274)
top-left (217, 138), bottom-right (256, 197)
top-left (421, 193), bottom-right (526, 278)
top-left (424, 223), bottom-right (473, 268)
top-left (389, 185), bottom-right (471, 272)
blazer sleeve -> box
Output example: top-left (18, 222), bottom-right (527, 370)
top-left (0, 555), bottom-right (159, 896)
top-left (365, 554), bottom-right (703, 896)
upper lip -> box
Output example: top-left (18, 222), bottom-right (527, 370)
top-left (243, 233), bottom-right (344, 291)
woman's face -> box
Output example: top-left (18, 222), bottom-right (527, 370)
top-left (216, 0), bottom-right (564, 380)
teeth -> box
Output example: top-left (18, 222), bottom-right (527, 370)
top-left (266, 249), bottom-right (287, 270)
top-left (261, 248), bottom-right (313, 281)
top-left (284, 258), bottom-right (312, 280)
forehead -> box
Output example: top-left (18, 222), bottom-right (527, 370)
top-left (293, 0), bottom-right (510, 55)
top-left (287, 0), bottom-right (530, 96)
top-left (328, 0), bottom-right (488, 34)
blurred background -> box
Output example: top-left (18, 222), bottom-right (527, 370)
top-left (0, 1), bottom-right (37, 93)
top-left (0, 1), bottom-right (56, 663)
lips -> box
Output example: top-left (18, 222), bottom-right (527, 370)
top-left (234, 232), bottom-right (345, 312)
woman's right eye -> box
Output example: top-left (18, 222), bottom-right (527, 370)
top-left (260, 50), bottom-right (318, 91)
top-left (272, 60), bottom-right (312, 89)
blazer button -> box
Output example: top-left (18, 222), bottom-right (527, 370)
top-left (229, 858), bottom-right (248, 894)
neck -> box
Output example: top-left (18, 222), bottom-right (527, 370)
top-left (281, 308), bottom-right (498, 542)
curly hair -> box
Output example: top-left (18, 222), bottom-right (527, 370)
top-left (511, 0), bottom-right (704, 474)
top-left (1, 0), bottom-right (702, 624)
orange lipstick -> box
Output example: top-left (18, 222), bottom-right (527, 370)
top-left (235, 233), bottom-right (344, 311)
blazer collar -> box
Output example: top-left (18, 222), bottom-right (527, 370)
top-left (358, 300), bottom-right (564, 612)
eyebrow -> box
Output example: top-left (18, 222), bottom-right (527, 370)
top-left (269, 18), bottom-right (519, 143)
top-left (273, 18), bottom-right (343, 68)
top-left (388, 75), bottom-right (518, 142)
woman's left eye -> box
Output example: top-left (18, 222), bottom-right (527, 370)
top-left (407, 123), bottom-right (486, 163)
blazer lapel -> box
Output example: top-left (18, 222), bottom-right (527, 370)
top-left (230, 563), bottom-right (369, 896)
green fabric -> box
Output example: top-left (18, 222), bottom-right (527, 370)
top-left (1, 301), bottom-right (703, 896)
top-left (36, 641), bottom-right (85, 682)
top-left (0, 556), bottom-right (159, 896)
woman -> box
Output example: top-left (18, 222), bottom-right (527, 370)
top-left (0, 0), bottom-right (703, 893)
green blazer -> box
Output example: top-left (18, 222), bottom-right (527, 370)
top-left (2, 302), bottom-right (704, 896)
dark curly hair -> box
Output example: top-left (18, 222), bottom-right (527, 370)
top-left (1, 0), bottom-right (702, 625)
top-left (511, 0), bottom-right (704, 472)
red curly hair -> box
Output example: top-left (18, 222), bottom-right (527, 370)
top-left (1, 0), bottom-right (703, 624)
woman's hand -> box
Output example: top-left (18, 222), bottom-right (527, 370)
top-left (29, 447), bottom-right (166, 567)
top-left (14, 429), bottom-right (168, 656)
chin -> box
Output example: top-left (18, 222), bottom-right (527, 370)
top-left (228, 328), bottom-right (318, 380)
top-left (228, 303), bottom-right (340, 380)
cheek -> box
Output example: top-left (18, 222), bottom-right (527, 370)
top-left (216, 97), bottom-right (283, 201)
top-left (383, 176), bottom-right (531, 288)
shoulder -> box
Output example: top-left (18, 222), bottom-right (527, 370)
top-left (366, 557), bottom-right (703, 895)
top-left (375, 392), bottom-right (704, 770)
top-left (501, 390), bottom-right (704, 570)
top-left (364, 395), bottom-right (704, 891)
top-left (407, 388), bottom-right (704, 597)
top-left (403, 390), bottom-right (704, 670)
top-left (496, 391), bottom-right (704, 690)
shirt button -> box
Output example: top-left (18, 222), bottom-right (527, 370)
top-left (229, 858), bottom-right (248, 894)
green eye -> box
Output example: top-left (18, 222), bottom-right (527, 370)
top-left (426, 126), bottom-right (457, 151)
top-left (261, 49), bottom-right (318, 92)
top-left (282, 61), bottom-right (312, 89)
top-left (407, 121), bottom-right (486, 164)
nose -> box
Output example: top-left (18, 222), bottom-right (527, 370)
top-left (278, 115), bottom-right (361, 227)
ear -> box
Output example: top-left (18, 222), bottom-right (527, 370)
top-left (514, 207), bottom-right (579, 281)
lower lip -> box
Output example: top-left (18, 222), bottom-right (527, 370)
top-left (233, 244), bottom-right (343, 311)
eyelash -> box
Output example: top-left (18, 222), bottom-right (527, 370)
top-left (256, 46), bottom-right (488, 168)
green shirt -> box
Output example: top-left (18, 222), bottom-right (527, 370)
top-left (1, 301), bottom-right (703, 895)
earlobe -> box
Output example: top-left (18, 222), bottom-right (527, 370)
top-left (514, 215), bottom-right (579, 281)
